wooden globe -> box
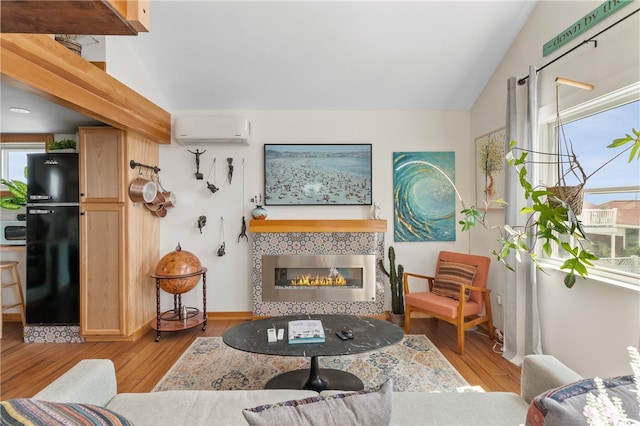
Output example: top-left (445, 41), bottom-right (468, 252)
top-left (155, 243), bottom-right (202, 294)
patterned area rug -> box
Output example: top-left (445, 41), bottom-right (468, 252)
top-left (153, 335), bottom-right (469, 392)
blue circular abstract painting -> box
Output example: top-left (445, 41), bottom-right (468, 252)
top-left (393, 152), bottom-right (456, 242)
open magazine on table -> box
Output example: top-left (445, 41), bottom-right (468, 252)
top-left (288, 319), bottom-right (325, 344)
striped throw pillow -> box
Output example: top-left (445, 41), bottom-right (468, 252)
top-left (0, 399), bottom-right (133, 426)
top-left (432, 260), bottom-right (477, 301)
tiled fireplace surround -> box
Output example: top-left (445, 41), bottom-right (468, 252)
top-left (250, 220), bottom-right (387, 317)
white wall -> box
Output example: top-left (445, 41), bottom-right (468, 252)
top-left (99, 0), bottom-right (639, 377)
top-left (470, 1), bottom-right (640, 377)
top-left (158, 110), bottom-right (472, 312)
top-left (78, 24), bottom-right (475, 325)
top-left (104, 37), bottom-right (171, 111)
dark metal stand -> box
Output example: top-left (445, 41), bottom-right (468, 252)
top-left (265, 355), bottom-right (363, 392)
top-left (151, 268), bottom-right (207, 342)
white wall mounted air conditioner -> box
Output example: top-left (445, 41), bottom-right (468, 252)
top-left (174, 116), bottom-right (251, 146)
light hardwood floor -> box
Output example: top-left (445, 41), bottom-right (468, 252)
top-left (1, 318), bottom-right (520, 400)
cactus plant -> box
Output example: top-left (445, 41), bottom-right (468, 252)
top-left (379, 246), bottom-right (405, 315)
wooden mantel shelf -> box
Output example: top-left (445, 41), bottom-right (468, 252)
top-left (250, 219), bottom-right (387, 233)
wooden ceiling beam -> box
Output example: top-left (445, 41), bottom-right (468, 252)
top-left (110, 0), bottom-right (150, 32)
top-left (0, 0), bottom-right (141, 35)
top-left (0, 34), bottom-right (170, 144)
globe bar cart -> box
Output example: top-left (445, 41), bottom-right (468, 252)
top-left (150, 243), bottom-right (207, 341)
top-left (150, 268), bottom-right (207, 341)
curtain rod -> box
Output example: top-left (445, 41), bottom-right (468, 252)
top-left (518, 7), bottom-right (640, 85)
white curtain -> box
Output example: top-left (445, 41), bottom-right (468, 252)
top-left (503, 66), bottom-right (543, 364)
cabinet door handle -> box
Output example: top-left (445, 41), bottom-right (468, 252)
top-left (80, 193), bottom-right (85, 197)
top-left (80, 212), bottom-right (85, 216)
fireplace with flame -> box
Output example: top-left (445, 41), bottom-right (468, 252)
top-left (262, 254), bottom-right (376, 302)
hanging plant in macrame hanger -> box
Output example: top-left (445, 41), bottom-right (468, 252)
top-left (546, 77), bottom-right (593, 216)
top-left (547, 77), bottom-right (630, 215)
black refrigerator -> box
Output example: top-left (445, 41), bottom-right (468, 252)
top-left (26, 153), bottom-right (80, 325)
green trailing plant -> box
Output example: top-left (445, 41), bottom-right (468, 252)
top-left (457, 128), bottom-right (639, 289)
top-left (607, 128), bottom-right (640, 162)
top-left (47, 138), bottom-right (76, 151)
top-left (496, 141), bottom-right (597, 288)
top-left (379, 246), bottom-right (405, 315)
top-left (0, 179), bottom-right (27, 210)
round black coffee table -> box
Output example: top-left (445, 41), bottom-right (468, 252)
top-left (222, 314), bottom-right (404, 392)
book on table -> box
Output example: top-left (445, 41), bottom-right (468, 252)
top-left (288, 319), bottom-right (325, 344)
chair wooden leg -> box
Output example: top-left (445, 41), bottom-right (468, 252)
top-left (404, 306), bottom-right (411, 333)
top-left (457, 322), bottom-right (465, 355)
top-left (484, 293), bottom-right (495, 340)
top-left (456, 315), bottom-right (466, 355)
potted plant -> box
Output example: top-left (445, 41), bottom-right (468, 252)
top-left (0, 179), bottom-right (27, 210)
top-left (47, 138), bottom-right (77, 152)
top-left (379, 246), bottom-right (405, 326)
top-left (460, 128), bottom-right (640, 288)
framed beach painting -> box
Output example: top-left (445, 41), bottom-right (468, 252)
top-left (475, 128), bottom-right (506, 208)
top-left (264, 144), bottom-right (372, 205)
top-left (393, 152), bottom-right (456, 242)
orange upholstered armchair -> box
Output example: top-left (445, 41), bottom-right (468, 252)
top-left (403, 251), bottom-right (494, 355)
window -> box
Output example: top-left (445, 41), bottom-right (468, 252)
top-left (0, 134), bottom-right (49, 194)
top-left (540, 84), bottom-right (640, 285)
top-left (1, 143), bottom-right (46, 182)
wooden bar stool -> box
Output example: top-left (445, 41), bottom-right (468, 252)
top-left (1, 261), bottom-right (26, 326)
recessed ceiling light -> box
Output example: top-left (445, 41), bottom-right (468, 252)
top-left (9, 107), bottom-right (31, 114)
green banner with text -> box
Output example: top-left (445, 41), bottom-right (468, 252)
top-left (543, 0), bottom-right (633, 57)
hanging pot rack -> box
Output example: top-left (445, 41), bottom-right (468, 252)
top-left (130, 160), bottom-right (161, 174)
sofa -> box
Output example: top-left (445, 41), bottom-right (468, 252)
top-left (0, 354), bottom-right (598, 425)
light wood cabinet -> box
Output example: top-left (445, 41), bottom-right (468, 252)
top-left (79, 127), bottom-right (124, 203)
top-left (79, 126), bottom-right (159, 341)
top-left (80, 204), bottom-right (125, 335)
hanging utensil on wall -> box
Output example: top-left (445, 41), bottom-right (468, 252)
top-left (197, 215), bottom-right (207, 234)
top-left (129, 174), bottom-right (157, 203)
top-left (217, 216), bottom-right (226, 256)
top-left (227, 157), bottom-right (234, 184)
top-left (155, 172), bottom-right (177, 210)
top-left (237, 159), bottom-right (248, 242)
top-left (188, 149), bottom-right (206, 180)
top-left (237, 217), bottom-right (248, 242)
top-left (206, 157), bottom-right (219, 194)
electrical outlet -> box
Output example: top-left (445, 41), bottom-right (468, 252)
top-left (496, 293), bottom-right (502, 305)
top-left (496, 329), bottom-right (504, 342)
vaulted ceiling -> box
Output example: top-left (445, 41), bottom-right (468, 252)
top-left (127, 1), bottom-right (538, 110)
top-left (1, 1), bottom-right (539, 134)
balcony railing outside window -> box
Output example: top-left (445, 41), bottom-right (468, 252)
top-left (579, 208), bottom-right (617, 227)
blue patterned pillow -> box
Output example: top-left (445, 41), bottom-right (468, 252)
top-left (0, 399), bottom-right (133, 426)
top-left (526, 375), bottom-right (637, 425)
top-left (242, 379), bottom-right (392, 426)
